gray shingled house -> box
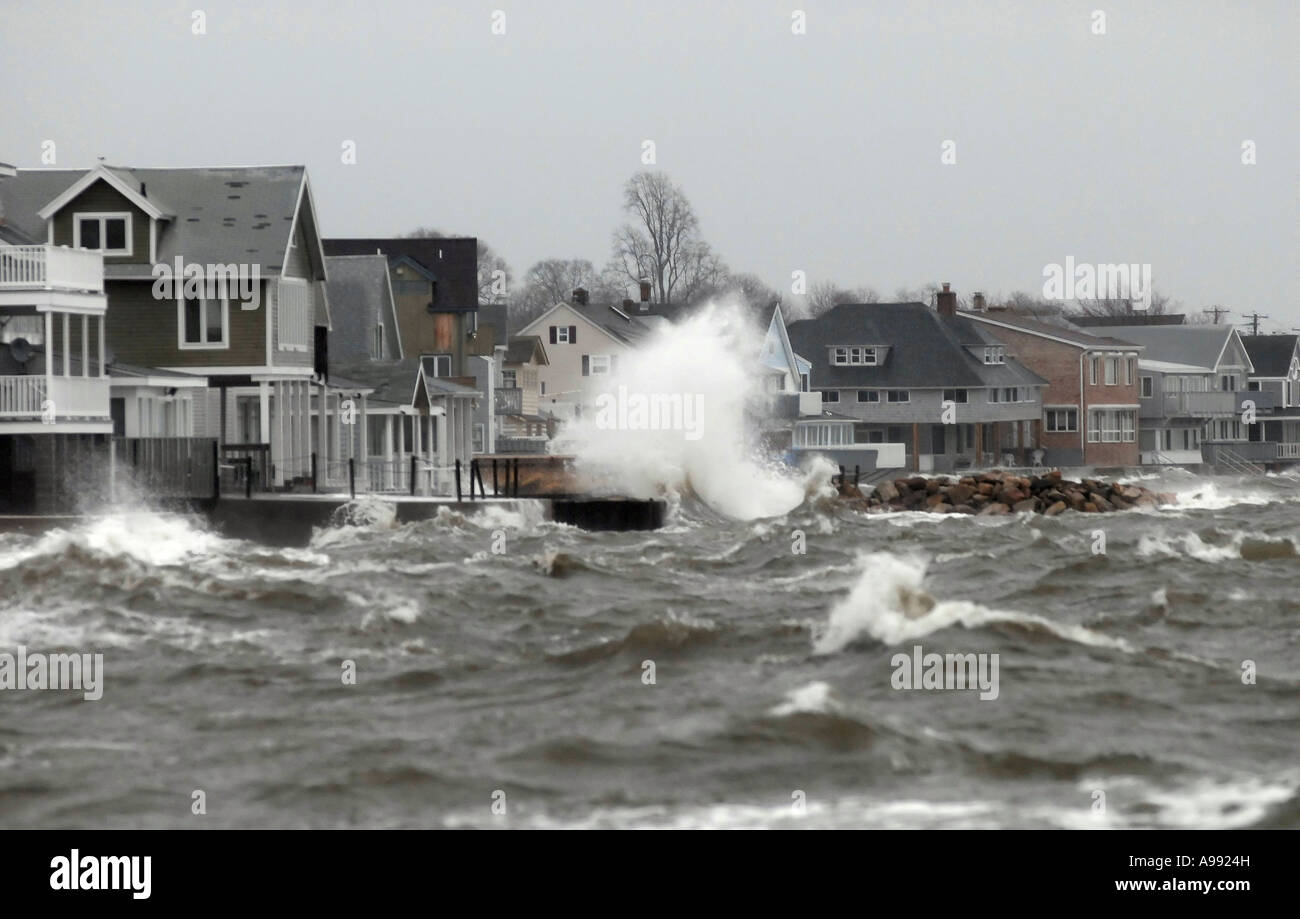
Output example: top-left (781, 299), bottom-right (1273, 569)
top-left (785, 286), bottom-right (1046, 473)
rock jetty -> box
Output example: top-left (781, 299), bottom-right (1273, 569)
top-left (840, 469), bottom-right (1176, 516)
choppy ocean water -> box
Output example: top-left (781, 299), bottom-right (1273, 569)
top-left (1, 468), bottom-right (1298, 829)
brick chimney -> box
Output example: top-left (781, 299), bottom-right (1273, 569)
top-left (639, 278), bottom-right (652, 302)
top-left (936, 282), bottom-right (957, 316)
top-left (572, 287), bottom-right (589, 306)
top-left (972, 292), bottom-right (986, 312)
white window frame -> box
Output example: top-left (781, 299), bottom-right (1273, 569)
top-left (857, 389), bottom-right (879, 403)
top-left (554, 326), bottom-right (571, 344)
top-left (428, 354), bottom-right (452, 377)
top-left (942, 388), bottom-right (968, 404)
top-left (1105, 357), bottom-right (1118, 385)
top-left (982, 346), bottom-right (1004, 365)
top-left (74, 212), bottom-right (133, 256)
top-left (886, 390), bottom-right (909, 403)
top-left (822, 390), bottom-right (839, 403)
top-left (1140, 375), bottom-right (1154, 398)
top-left (589, 354), bottom-right (612, 375)
top-left (177, 295), bottom-right (230, 350)
top-left (1044, 406), bottom-right (1078, 433)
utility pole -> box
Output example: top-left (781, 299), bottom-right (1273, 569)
top-left (1202, 306), bottom-right (1230, 325)
top-left (1240, 312), bottom-right (1269, 335)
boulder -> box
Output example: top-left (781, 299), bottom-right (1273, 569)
top-left (925, 492), bottom-right (950, 509)
top-left (979, 502), bottom-right (1009, 516)
top-left (950, 504), bottom-right (977, 515)
top-left (1012, 498), bottom-right (1038, 513)
top-left (946, 483), bottom-right (976, 505)
top-left (875, 480), bottom-right (900, 502)
top-left (1044, 501), bottom-right (1067, 517)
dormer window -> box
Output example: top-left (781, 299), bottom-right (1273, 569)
top-left (831, 346), bottom-right (879, 366)
top-left (983, 346), bottom-right (1005, 364)
top-left (74, 213), bottom-right (132, 255)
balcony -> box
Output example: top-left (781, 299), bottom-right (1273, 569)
top-left (0, 374), bottom-right (110, 419)
top-left (1160, 391), bottom-right (1235, 417)
top-left (495, 386), bottom-right (523, 415)
top-left (0, 245), bottom-right (104, 293)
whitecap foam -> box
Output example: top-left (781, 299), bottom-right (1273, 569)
top-left (812, 553), bottom-right (1133, 654)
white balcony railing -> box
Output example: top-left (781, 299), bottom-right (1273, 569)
top-left (0, 245), bottom-right (104, 293)
top-left (0, 375), bottom-right (110, 419)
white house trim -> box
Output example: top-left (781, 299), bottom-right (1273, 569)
top-left (36, 165), bottom-right (169, 221)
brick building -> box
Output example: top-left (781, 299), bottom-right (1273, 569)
top-left (964, 310), bottom-right (1142, 467)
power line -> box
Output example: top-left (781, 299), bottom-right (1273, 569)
top-left (1202, 306), bottom-right (1230, 325)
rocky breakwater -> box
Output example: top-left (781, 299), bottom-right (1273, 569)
top-left (842, 469), bottom-right (1177, 516)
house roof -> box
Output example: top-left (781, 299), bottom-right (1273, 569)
top-left (967, 310), bottom-right (1140, 349)
top-left (1082, 324), bottom-right (1249, 371)
top-left (786, 302), bottom-right (1047, 389)
top-left (505, 335), bottom-right (547, 365)
top-left (1, 165), bottom-right (317, 276)
top-left (324, 255), bottom-right (403, 362)
top-left (568, 301), bottom-right (655, 344)
top-left (330, 358), bottom-right (478, 407)
top-left (1240, 334), bottom-right (1298, 377)
top-left (324, 238), bottom-right (479, 313)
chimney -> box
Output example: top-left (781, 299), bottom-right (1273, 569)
top-left (972, 292), bottom-right (986, 312)
top-left (936, 282), bottom-right (957, 317)
top-left (572, 287), bottom-right (589, 306)
top-left (639, 278), bottom-right (652, 302)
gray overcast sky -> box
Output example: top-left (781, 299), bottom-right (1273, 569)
top-left (3, 0), bottom-right (1297, 326)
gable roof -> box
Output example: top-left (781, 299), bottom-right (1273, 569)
top-left (324, 255), bottom-right (403, 362)
top-left (966, 310), bottom-right (1140, 350)
top-left (1082, 324), bottom-right (1253, 373)
top-left (1, 165), bottom-right (319, 278)
top-left (329, 357), bottom-right (478, 408)
top-left (505, 335), bottom-right (548, 365)
top-left (786, 302), bottom-right (1047, 389)
top-left (1240, 334), bottom-right (1298, 378)
top-left (324, 238), bottom-right (478, 312)
top-left (521, 300), bottom-right (655, 346)
top-left (761, 304), bottom-right (804, 380)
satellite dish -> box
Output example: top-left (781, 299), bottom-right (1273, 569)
top-left (9, 338), bottom-right (33, 364)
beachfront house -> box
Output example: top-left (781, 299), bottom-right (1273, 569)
top-left (515, 288), bottom-right (655, 421)
top-left (1084, 324), bottom-right (1255, 467)
top-left (964, 309), bottom-right (1143, 467)
top-left (1240, 334), bottom-right (1300, 463)
top-left (0, 162), bottom-right (349, 493)
top-left (785, 285), bottom-right (1047, 474)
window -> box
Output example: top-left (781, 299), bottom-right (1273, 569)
top-left (1090, 356), bottom-right (1100, 385)
top-left (1140, 376), bottom-right (1154, 398)
top-left (1001, 387), bottom-right (1019, 402)
top-left (942, 389), bottom-right (968, 403)
top-left (428, 354), bottom-right (452, 377)
top-left (179, 296), bottom-right (228, 348)
top-left (857, 390), bottom-right (879, 403)
top-left (1220, 374), bottom-right (1237, 391)
top-left (795, 423), bottom-right (853, 447)
top-left (982, 346), bottom-right (1005, 365)
top-left (589, 355), bottom-right (611, 375)
top-left (1087, 409), bottom-right (1136, 443)
top-left (372, 324), bottom-right (384, 360)
top-left (1247, 380), bottom-right (1261, 391)
top-left (540, 381), bottom-right (546, 395)
top-left (1105, 358), bottom-right (1118, 385)
top-left (1125, 358), bottom-right (1134, 386)
top-left (1044, 408), bottom-right (1078, 432)
top-left (821, 390), bottom-right (839, 403)
top-left (74, 212), bottom-right (131, 255)
top-left (831, 346), bottom-right (879, 366)
top-left (553, 325), bottom-right (571, 344)
top-left (886, 390), bottom-right (909, 403)
top-left (277, 278), bottom-right (311, 351)
top-left (799, 372), bottom-right (809, 392)
top-left (988, 388), bottom-right (1000, 403)
top-left (501, 370), bottom-right (517, 389)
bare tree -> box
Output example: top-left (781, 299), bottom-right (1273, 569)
top-left (512, 258), bottom-right (620, 324)
top-left (403, 227), bottom-right (512, 306)
top-left (611, 171), bottom-right (727, 305)
top-left (805, 282), bottom-right (880, 317)
top-left (1072, 288), bottom-right (1176, 318)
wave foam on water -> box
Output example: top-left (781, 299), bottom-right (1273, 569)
top-left (812, 553), bottom-right (1133, 654)
top-left (0, 511), bottom-right (231, 571)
